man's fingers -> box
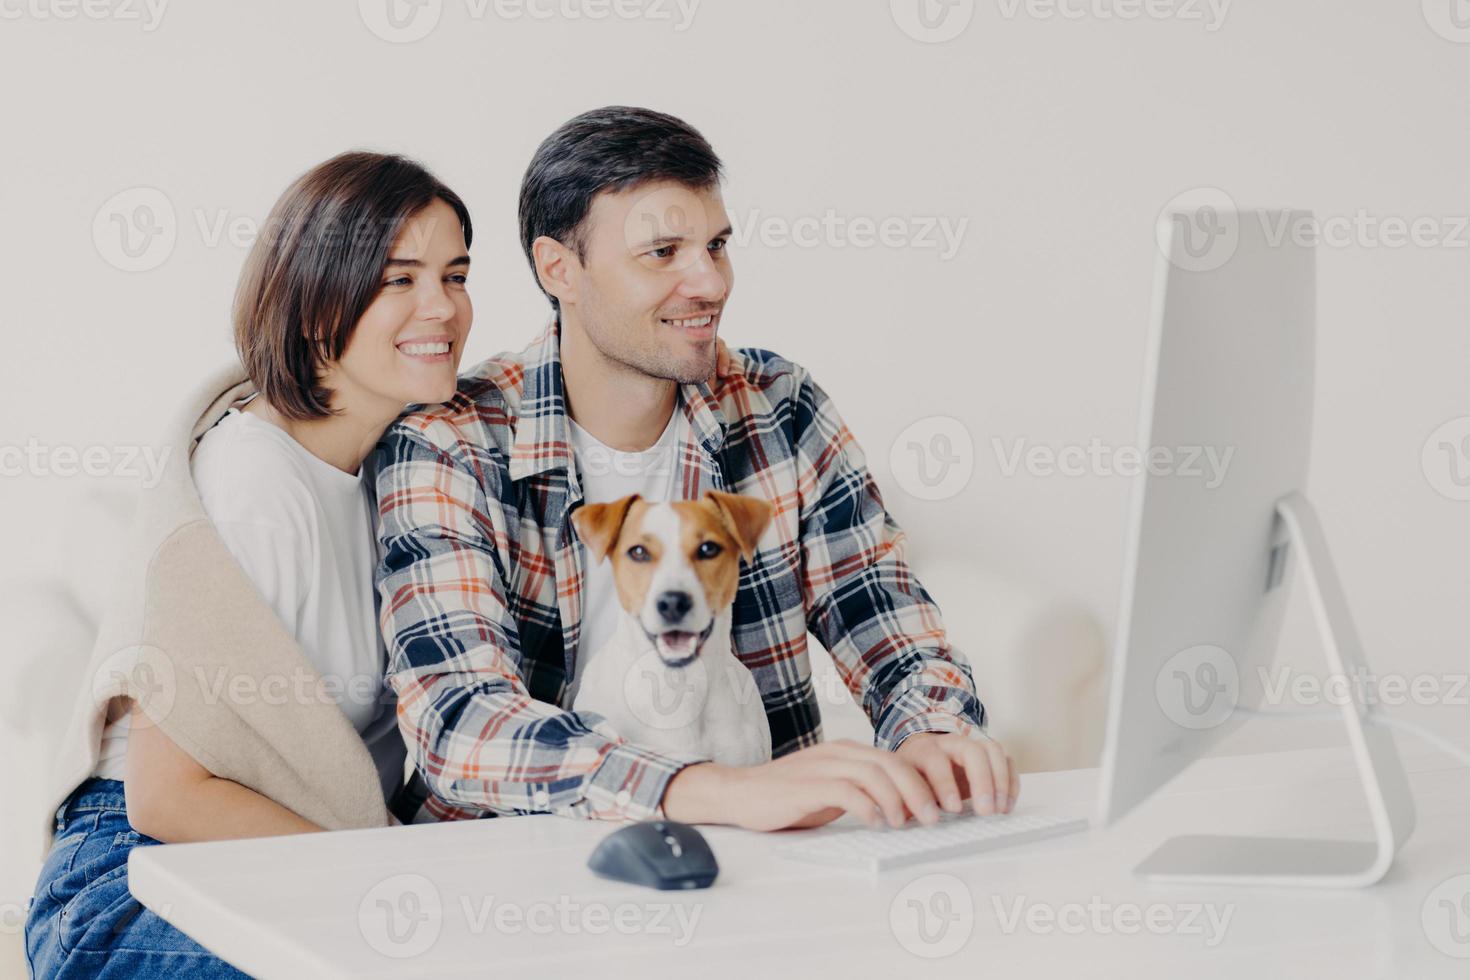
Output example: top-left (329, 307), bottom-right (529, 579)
top-left (828, 741), bottom-right (940, 825)
top-left (824, 760), bottom-right (908, 827)
top-left (913, 751), bottom-right (964, 814)
top-left (786, 807), bottom-right (844, 830)
top-left (813, 779), bottom-right (884, 829)
top-left (982, 739), bottom-right (1014, 812)
top-left (871, 753), bottom-right (942, 824)
top-left (771, 739), bottom-right (1012, 832)
top-left (949, 739), bottom-right (999, 815)
top-left (993, 743), bottom-right (1017, 811)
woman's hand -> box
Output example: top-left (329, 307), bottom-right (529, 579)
top-left (714, 337), bottom-right (733, 378)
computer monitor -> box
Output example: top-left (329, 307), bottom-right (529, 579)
top-left (1094, 207), bottom-right (1416, 887)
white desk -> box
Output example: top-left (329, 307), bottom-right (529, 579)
top-left (129, 744), bottom-right (1470, 979)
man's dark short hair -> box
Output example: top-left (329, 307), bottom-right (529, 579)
top-left (518, 106), bottom-right (724, 310)
top-left (233, 151), bottom-right (472, 420)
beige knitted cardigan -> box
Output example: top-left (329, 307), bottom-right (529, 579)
top-left (41, 366), bottom-right (391, 857)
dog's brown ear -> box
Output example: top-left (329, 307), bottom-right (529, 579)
top-left (706, 491), bottom-right (773, 561)
top-left (572, 494), bottom-right (641, 564)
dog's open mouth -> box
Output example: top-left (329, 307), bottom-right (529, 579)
top-left (645, 622), bottom-right (716, 668)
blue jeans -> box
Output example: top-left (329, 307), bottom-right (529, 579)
top-left (25, 778), bottom-right (249, 979)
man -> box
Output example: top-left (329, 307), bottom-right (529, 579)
top-left (374, 106), bottom-right (1018, 831)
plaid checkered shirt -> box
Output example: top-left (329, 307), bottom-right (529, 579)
top-left (374, 323), bottom-right (986, 824)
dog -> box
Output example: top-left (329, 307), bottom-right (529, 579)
top-left (570, 490), bottom-right (774, 768)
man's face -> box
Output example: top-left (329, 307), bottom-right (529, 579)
top-left (569, 180), bottom-right (734, 384)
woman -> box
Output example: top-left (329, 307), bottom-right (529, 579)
top-left (26, 151), bottom-right (475, 978)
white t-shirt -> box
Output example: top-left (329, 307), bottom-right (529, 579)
top-left (566, 408), bottom-right (684, 703)
top-left (93, 406), bottom-right (406, 805)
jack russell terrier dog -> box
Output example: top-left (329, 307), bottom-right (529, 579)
top-left (570, 490), bottom-right (774, 768)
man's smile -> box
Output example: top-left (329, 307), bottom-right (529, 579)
top-left (660, 310), bottom-right (721, 339)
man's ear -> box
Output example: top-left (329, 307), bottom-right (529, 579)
top-left (705, 491), bottom-right (773, 561)
top-left (571, 494), bottom-right (640, 564)
top-left (531, 235), bottom-right (580, 309)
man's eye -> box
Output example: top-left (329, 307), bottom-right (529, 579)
top-left (627, 545), bottom-right (652, 562)
top-left (695, 541), bottom-right (723, 560)
top-left (647, 245), bottom-right (675, 260)
top-left (708, 238), bottom-right (728, 253)
top-left (448, 273), bottom-right (469, 284)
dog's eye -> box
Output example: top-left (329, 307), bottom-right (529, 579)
top-left (627, 544), bottom-right (652, 562)
top-left (695, 541), bottom-right (723, 560)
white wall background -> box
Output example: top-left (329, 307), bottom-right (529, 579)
top-left (3, 0), bottom-right (1469, 919)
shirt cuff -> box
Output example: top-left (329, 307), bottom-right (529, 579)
top-left (583, 740), bottom-right (709, 821)
top-left (880, 709), bottom-right (988, 753)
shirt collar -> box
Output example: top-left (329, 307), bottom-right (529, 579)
top-left (507, 320), bottom-right (729, 484)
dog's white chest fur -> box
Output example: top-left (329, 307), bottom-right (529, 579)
top-left (572, 610), bottom-right (772, 767)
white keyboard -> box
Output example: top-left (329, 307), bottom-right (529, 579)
top-left (776, 810), bottom-right (1089, 872)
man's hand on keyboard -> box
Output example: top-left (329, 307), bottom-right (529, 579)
top-left (661, 735), bottom-right (1015, 832)
top-left (894, 731), bottom-right (1018, 817)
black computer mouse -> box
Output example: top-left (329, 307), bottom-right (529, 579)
top-left (587, 820), bottom-right (719, 890)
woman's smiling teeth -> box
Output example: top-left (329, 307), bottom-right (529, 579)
top-left (398, 340), bottom-right (451, 357)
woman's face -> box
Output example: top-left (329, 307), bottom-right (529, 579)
top-left (322, 198), bottom-right (473, 417)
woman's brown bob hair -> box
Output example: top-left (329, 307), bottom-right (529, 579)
top-left (232, 151), bottom-right (472, 420)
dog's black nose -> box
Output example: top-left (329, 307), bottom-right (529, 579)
top-left (655, 590), bottom-right (693, 624)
